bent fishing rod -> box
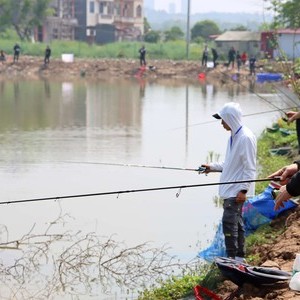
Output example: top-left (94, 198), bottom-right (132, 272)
top-left (1, 177), bottom-right (280, 206)
top-left (60, 161), bottom-right (199, 172)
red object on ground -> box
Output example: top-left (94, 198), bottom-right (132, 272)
top-left (198, 73), bottom-right (205, 79)
top-left (193, 285), bottom-right (221, 300)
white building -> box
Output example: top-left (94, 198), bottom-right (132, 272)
top-left (75, 0), bottom-right (144, 43)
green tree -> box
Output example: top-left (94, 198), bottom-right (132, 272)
top-left (191, 20), bottom-right (220, 41)
top-left (266, 0), bottom-right (300, 29)
top-left (279, 0), bottom-right (300, 28)
top-left (144, 30), bottom-right (160, 43)
top-left (0, 0), bottom-right (53, 41)
top-left (164, 26), bottom-right (184, 41)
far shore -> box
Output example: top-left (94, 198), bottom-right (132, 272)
top-left (0, 55), bottom-right (290, 83)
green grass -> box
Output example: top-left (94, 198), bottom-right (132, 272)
top-left (255, 117), bottom-right (297, 193)
top-left (0, 35), bottom-right (205, 61)
top-left (137, 272), bottom-right (205, 300)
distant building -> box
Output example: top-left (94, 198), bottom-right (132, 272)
top-left (261, 29), bottom-right (300, 60)
top-left (215, 31), bottom-right (261, 58)
top-left (36, 0), bottom-right (78, 42)
top-left (76, 0), bottom-right (144, 43)
top-left (39, 0), bottom-right (144, 44)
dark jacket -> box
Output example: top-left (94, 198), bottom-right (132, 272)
top-left (287, 160), bottom-right (300, 196)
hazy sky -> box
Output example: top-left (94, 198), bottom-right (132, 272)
top-left (155, 0), bottom-right (267, 14)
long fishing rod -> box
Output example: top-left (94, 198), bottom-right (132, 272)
top-left (173, 106), bottom-right (296, 129)
top-left (60, 161), bottom-right (199, 172)
top-left (218, 69), bottom-right (290, 116)
top-left (1, 177), bottom-right (280, 206)
top-left (272, 84), bottom-right (300, 107)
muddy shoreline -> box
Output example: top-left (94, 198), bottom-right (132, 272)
top-left (0, 56), bottom-right (279, 83)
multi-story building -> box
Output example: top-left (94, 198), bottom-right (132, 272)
top-left (39, 0), bottom-right (144, 44)
top-left (75, 0), bottom-right (144, 44)
top-left (36, 0), bottom-right (78, 42)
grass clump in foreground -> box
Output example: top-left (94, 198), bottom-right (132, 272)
top-left (137, 272), bottom-right (206, 300)
top-left (138, 117), bottom-right (298, 300)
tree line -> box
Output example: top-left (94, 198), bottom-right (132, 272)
top-left (0, 0), bottom-right (299, 43)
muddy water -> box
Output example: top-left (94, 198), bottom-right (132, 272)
top-left (0, 78), bottom-right (291, 298)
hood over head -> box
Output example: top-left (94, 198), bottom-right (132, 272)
top-left (213, 102), bottom-right (243, 132)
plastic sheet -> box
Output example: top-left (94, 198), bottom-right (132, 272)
top-left (198, 185), bottom-right (297, 262)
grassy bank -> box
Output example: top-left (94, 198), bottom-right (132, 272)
top-left (0, 37), bottom-right (203, 61)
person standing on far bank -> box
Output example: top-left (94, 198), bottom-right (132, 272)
top-left (44, 45), bottom-right (51, 65)
top-left (199, 102), bottom-right (257, 260)
top-left (13, 43), bottom-right (21, 62)
top-left (212, 48), bottom-right (218, 68)
top-left (202, 44), bottom-right (208, 67)
top-left (249, 55), bottom-right (256, 76)
top-left (228, 47), bottom-right (236, 69)
top-left (139, 45), bottom-right (146, 66)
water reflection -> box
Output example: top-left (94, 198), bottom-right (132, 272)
top-left (0, 77), bottom-right (293, 299)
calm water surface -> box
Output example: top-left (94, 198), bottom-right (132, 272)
top-left (0, 77), bottom-right (290, 298)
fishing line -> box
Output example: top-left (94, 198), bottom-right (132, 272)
top-left (272, 84), bottom-right (300, 107)
top-left (1, 177), bottom-right (280, 206)
top-left (60, 161), bottom-right (198, 171)
top-left (218, 70), bottom-right (289, 115)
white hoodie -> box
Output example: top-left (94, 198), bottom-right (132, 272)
top-left (209, 102), bottom-right (257, 198)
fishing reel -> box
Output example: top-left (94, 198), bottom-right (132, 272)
top-left (197, 166), bottom-right (207, 174)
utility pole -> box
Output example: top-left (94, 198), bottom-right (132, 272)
top-left (186, 0), bottom-right (191, 59)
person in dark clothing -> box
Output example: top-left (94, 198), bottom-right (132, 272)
top-left (13, 43), bottom-right (21, 62)
top-left (211, 48), bottom-right (218, 68)
top-left (139, 45), bottom-right (146, 66)
top-left (44, 45), bottom-right (51, 65)
top-left (268, 160), bottom-right (300, 210)
top-left (0, 50), bottom-right (6, 63)
top-left (249, 55), bottom-right (256, 76)
top-left (228, 47), bottom-right (236, 68)
top-left (202, 44), bottom-right (208, 67)
top-left (236, 51), bottom-right (242, 72)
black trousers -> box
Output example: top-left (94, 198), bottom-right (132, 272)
top-left (222, 197), bottom-right (245, 258)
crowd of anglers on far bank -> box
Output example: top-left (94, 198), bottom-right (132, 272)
top-left (0, 43), bottom-right (51, 65)
top-left (201, 44), bottom-right (256, 75)
top-left (138, 44), bottom-right (257, 76)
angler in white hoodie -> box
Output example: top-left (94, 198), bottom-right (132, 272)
top-left (201, 102), bottom-right (257, 259)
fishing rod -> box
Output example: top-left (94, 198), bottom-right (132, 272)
top-left (218, 69), bottom-right (290, 116)
top-left (272, 84), bottom-right (300, 107)
top-left (60, 161), bottom-right (199, 172)
top-left (1, 177), bottom-right (280, 206)
top-left (173, 106), bottom-right (296, 129)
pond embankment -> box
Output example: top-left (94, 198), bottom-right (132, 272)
top-left (0, 55), bottom-right (289, 83)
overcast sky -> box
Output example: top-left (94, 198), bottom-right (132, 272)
top-left (155, 0), bottom-right (267, 14)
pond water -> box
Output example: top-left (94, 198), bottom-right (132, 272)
top-left (0, 77), bottom-right (292, 299)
